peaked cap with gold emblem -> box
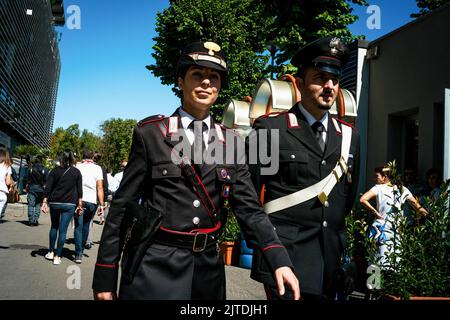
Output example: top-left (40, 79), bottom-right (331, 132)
top-left (291, 36), bottom-right (350, 77)
top-left (176, 41), bottom-right (228, 84)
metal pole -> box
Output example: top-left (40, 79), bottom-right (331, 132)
top-left (444, 88), bottom-right (450, 180)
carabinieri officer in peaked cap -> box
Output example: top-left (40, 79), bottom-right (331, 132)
top-left (92, 41), bottom-right (300, 300)
top-left (248, 36), bottom-right (361, 300)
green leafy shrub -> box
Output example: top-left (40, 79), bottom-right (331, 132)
top-left (219, 201), bottom-right (241, 243)
top-left (346, 163), bottom-right (450, 299)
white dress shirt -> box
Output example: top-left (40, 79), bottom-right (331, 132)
top-left (178, 107), bottom-right (211, 149)
top-left (298, 104), bottom-right (328, 144)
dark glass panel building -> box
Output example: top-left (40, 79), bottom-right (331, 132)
top-left (0, 0), bottom-right (63, 149)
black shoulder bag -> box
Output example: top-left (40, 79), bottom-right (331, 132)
top-left (119, 198), bottom-right (162, 283)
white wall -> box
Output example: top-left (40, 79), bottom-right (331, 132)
top-left (365, 6), bottom-right (450, 187)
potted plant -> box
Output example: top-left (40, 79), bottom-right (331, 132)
top-left (346, 163), bottom-right (450, 300)
top-left (219, 202), bottom-right (241, 266)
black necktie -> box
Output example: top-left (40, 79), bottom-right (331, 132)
top-left (311, 121), bottom-right (325, 152)
top-left (188, 120), bottom-right (208, 164)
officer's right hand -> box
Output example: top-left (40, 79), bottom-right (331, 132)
top-left (94, 291), bottom-right (116, 300)
top-left (274, 266), bottom-right (301, 300)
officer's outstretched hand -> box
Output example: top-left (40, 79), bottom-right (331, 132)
top-left (274, 266), bottom-right (300, 300)
top-left (94, 291), bottom-right (116, 300)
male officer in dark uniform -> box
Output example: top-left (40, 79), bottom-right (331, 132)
top-left (92, 41), bottom-right (299, 300)
top-left (248, 36), bottom-right (361, 300)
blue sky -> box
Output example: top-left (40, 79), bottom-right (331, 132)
top-left (54, 0), bottom-right (419, 134)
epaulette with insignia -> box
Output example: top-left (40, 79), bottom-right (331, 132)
top-left (137, 114), bottom-right (166, 127)
top-left (285, 112), bottom-right (300, 128)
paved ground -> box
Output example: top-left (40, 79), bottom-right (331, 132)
top-left (0, 196), bottom-right (266, 300)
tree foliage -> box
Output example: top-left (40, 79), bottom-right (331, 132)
top-left (411, 0), bottom-right (450, 18)
top-left (99, 118), bottom-right (136, 174)
top-left (14, 144), bottom-right (45, 158)
top-left (80, 129), bottom-right (102, 156)
top-left (261, 0), bottom-right (368, 74)
top-left (148, 0), bottom-right (275, 120)
top-left (47, 120), bottom-right (134, 174)
top-left (50, 124), bottom-right (81, 159)
top-left (49, 124), bottom-right (101, 162)
top-left (149, 0), bottom-right (368, 120)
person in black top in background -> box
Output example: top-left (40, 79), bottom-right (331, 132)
top-left (25, 155), bottom-right (49, 226)
top-left (41, 150), bottom-right (83, 265)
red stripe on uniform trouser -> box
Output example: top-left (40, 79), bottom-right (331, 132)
top-left (95, 263), bottom-right (117, 268)
top-left (261, 245), bottom-right (285, 252)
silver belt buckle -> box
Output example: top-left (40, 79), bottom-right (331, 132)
top-left (192, 233), bottom-right (208, 252)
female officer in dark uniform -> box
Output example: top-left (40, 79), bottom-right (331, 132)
top-left (92, 41), bottom-right (299, 300)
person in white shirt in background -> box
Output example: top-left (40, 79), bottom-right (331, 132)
top-left (360, 166), bottom-right (427, 267)
top-left (93, 153), bottom-right (108, 226)
top-left (113, 161), bottom-right (127, 189)
top-left (75, 150), bottom-right (106, 263)
top-left (0, 148), bottom-right (12, 223)
top-left (106, 167), bottom-right (118, 197)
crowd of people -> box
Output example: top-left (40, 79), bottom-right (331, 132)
top-left (0, 146), bottom-right (127, 266)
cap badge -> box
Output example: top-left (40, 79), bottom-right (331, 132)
top-left (204, 42), bottom-right (221, 56)
top-left (220, 168), bottom-right (228, 179)
top-left (329, 37), bottom-right (343, 56)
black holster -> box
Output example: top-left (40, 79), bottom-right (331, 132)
top-left (119, 199), bottom-right (162, 283)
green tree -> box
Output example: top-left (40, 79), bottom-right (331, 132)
top-left (261, 0), bottom-right (368, 75)
top-left (148, 0), bottom-right (274, 120)
top-left (80, 129), bottom-right (102, 156)
top-left (14, 144), bottom-right (45, 159)
top-left (411, 0), bottom-right (450, 18)
top-left (149, 0), bottom-right (367, 120)
top-left (49, 124), bottom-right (82, 159)
top-left (100, 118), bottom-right (136, 174)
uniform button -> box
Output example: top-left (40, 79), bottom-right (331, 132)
top-left (324, 201), bottom-right (329, 208)
top-left (192, 217), bottom-right (200, 225)
top-left (193, 200), bottom-right (201, 208)
top-left (321, 160), bottom-right (327, 165)
top-left (290, 154), bottom-right (296, 159)
top-left (162, 169), bottom-right (168, 176)
top-left (323, 221), bottom-right (328, 228)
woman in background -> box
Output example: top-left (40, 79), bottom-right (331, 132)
top-left (41, 150), bottom-right (83, 265)
top-left (360, 166), bottom-right (427, 267)
top-left (0, 148), bottom-right (12, 223)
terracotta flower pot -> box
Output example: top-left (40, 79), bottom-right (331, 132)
top-left (219, 241), bottom-right (240, 266)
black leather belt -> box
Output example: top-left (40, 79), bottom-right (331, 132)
top-left (154, 228), bottom-right (219, 252)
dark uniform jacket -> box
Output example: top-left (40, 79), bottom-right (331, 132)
top-left (248, 103), bottom-right (360, 297)
top-left (92, 109), bottom-right (293, 299)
